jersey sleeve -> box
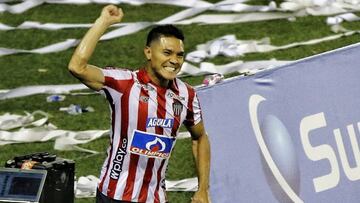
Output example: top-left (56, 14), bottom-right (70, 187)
top-left (183, 88), bottom-right (203, 127)
top-left (101, 67), bottom-right (133, 93)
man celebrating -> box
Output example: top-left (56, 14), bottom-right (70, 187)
top-left (68, 5), bottom-right (211, 203)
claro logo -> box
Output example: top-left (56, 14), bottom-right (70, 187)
top-left (249, 94), bottom-right (303, 203)
top-left (249, 94), bottom-right (360, 202)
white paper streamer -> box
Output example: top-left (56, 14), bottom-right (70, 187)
top-left (0, 111), bottom-right (49, 130)
top-left (326, 12), bottom-right (360, 25)
top-left (46, 0), bottom-right (212, 7)
top-left (76, 175), bottom-right (99, 198)
top-left (18, 21), bottom-right (115, 30)
top-left (0, 0), bottom-right (272, 14)
top-left (185, 32), bottom-right (360, 63)
top-left (0, 21), bottom-right (134, 31)
top-left (177, 131), bottom-right (191, 139)
top-left (0, 39), bottom-right (80, 56)
top-left (0, 124), bottom-right (109, 151)
top-left (0, 0), bottom-right (44, 14)
top-left (0, 22), bottom-right (14, 30)
top-left (210, 1), bottom-right (277, 12)
top-left (53, 130), bottom-right (108, 153)
top-left (166, 177), bottom-right (198, 192)
top-left (280, 0), bottom-right (360, 16)
top-left (0, 84), bottom-right (87, 100)
top-left (178, 60), bottom-right (292, 76)
top-left (100, 22), bottom-right (152, 40)
top-left (175, 12), bottom-right (294, 25)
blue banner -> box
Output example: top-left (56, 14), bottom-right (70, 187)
top-left (197, 43), bottom-right (360, 202)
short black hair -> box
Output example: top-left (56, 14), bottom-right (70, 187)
top-left (146, 24), bottom-right (184, 46)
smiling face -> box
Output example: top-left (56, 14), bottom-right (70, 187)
top-left (144, 36), bottom-right (185, 87)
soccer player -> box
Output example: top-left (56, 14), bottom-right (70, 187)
top-left (68, 5), bottom-right (211, 203)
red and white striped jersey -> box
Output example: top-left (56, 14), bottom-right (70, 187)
top-left (98, 68), bottom-right (202, 203)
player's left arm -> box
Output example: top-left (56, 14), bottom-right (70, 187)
top-left (187, 121), bottom-right (211, 203)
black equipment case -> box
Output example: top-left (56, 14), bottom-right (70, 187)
top-left (5, 152), bottom-right (75, 203)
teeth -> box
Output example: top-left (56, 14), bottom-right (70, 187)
top-left (164, 67), bottom-right (176, 72)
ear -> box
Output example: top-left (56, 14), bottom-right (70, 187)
top-left (144, 46), bottom-right (151, 61)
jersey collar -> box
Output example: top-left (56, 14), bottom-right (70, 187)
top-left (137, 68), bottom-right (178, 92)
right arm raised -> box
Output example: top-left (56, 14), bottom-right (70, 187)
top-left (68, 5), bottom-right (123, 91)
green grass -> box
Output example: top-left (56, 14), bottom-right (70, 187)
top-left (1, 1), bottom-right (360, 202)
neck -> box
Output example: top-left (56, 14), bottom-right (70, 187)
top-left (145, 63), bottom-right (169, 88)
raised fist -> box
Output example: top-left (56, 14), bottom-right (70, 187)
top-left (99, 5), bottom-right (123, 26)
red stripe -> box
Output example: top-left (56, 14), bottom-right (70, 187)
top-left (122, 154), bottom-right (139, 200)
top-left (184, 85), bottom-right (195, 126)
top-left (171, 84), bottom-right (181, 137)
top-left (138, 158), bottom-right (155, 202)
top-left (137, 88), bottom-right (149, 131)
top-left (156, 88), bottom-right (167, 134)
top-left (107, 80), bottom-right (134, 198)
top-left (122, 87), bottom-right (149, 200)
top-left (153, 160), bottom-right (165, 203)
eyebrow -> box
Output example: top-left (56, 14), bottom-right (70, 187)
top-left (163, 49), bottom-right (184, 55)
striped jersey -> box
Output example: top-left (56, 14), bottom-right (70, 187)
top-left (98, 68), bottom-right (202, 203)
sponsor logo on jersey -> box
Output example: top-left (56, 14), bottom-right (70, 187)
top-left (130, 130), bottom-right (175, 159)
top-left (110, 137), bottom-right (128, 180)
top-left (146, 117), bottom-right (174, 128)
top-left (167, 91), bottom-right (185, 101)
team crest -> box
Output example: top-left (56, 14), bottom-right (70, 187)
top-left (139, 95), bottom-right (149, 103)
top-left (172, 100), bottom-right (183, 116)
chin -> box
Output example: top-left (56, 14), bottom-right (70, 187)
top-left (160, 70), bottom-right (178, 80)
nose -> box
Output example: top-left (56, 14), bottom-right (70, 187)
top-left (169, 58), bottom-right (178, 65)
top-left (169, 55), bottom-right (179, 65)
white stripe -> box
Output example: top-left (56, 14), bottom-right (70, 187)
top-left (132, 156), bottom-right (149, 201)
top-left (158, 159), bottom-right (169, 203)
top-left (176, 79), bottom-right (190, 129)
top-left (145, 159), bottom-right (162, 203)
top-left (164, 89), bottom-right (173, 136)
top-left (192, 92), bottom-right (202, 125)
top-left (147, 84), bottom-right (158, 134)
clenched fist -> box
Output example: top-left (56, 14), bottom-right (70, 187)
top-left (99, 5), bottom-right (123, 26)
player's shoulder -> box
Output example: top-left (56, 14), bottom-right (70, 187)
top-left (102, 67), bottom-right (134, 80)
top-left (174, 78), bottom-right (196, 93)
